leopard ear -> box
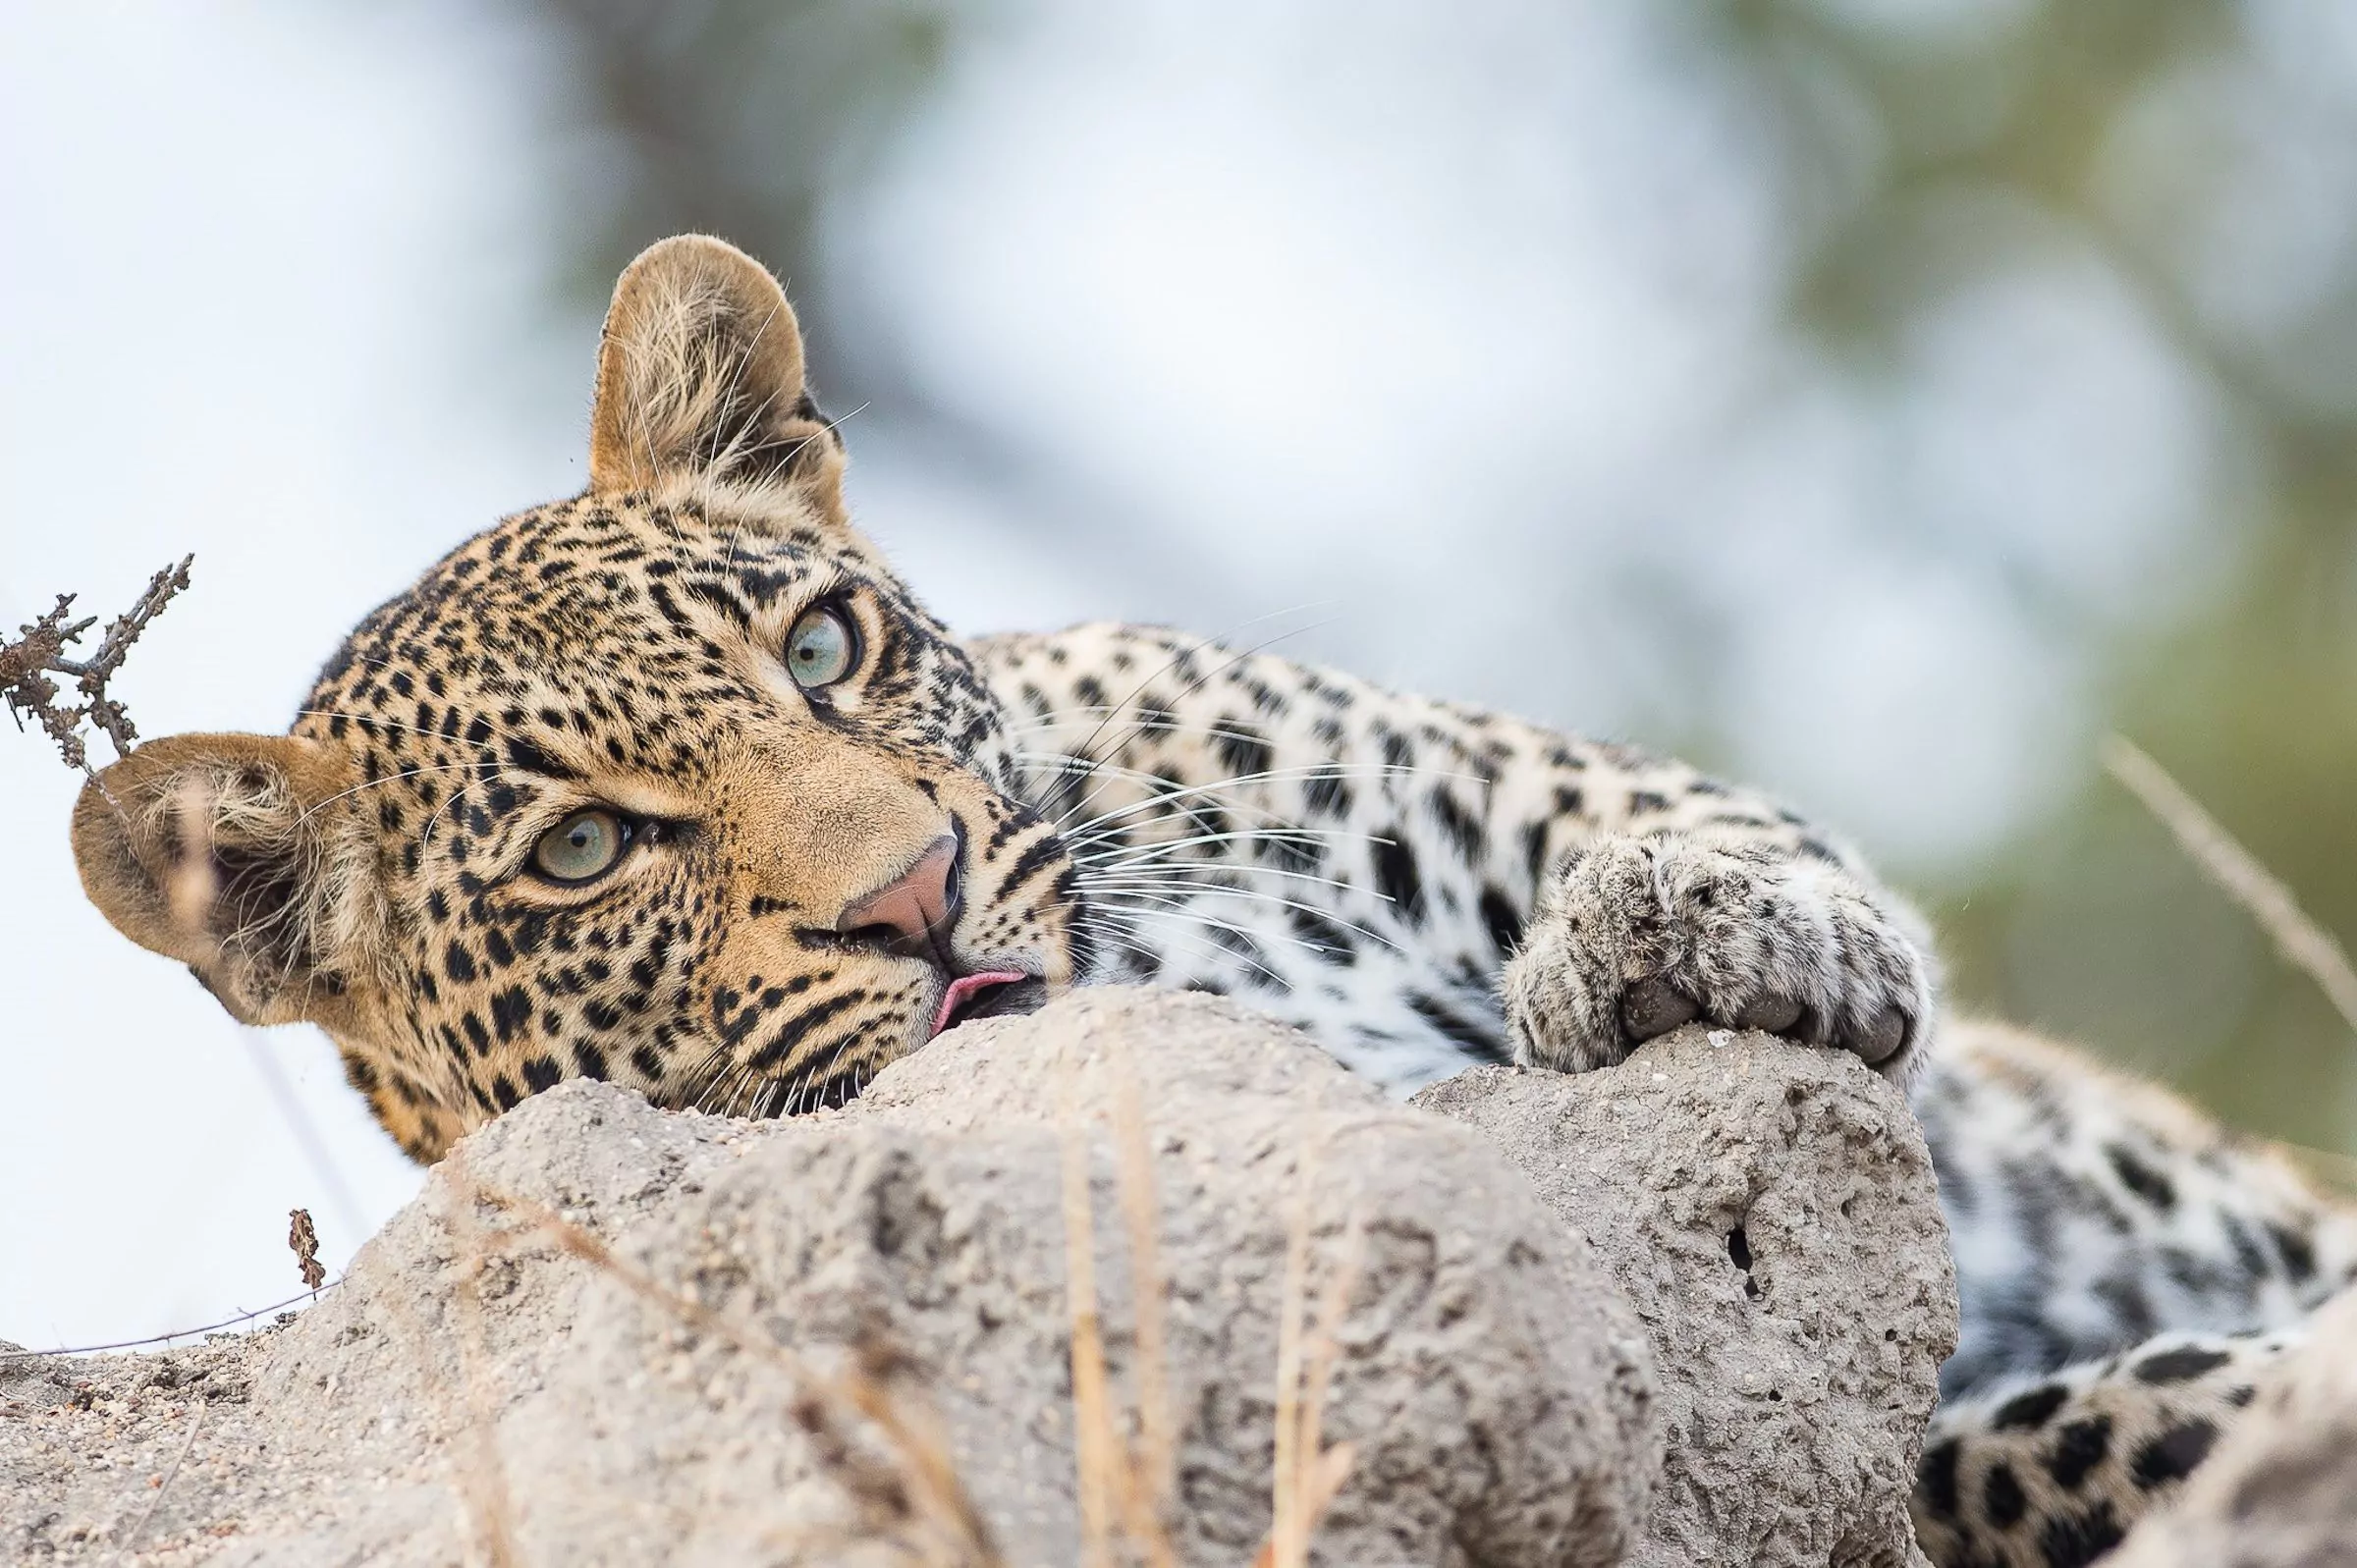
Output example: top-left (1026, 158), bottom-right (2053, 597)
top-left (587, 234), bottom-right (847, 514)
top-left (71, 732), bottom-right (383, 1033)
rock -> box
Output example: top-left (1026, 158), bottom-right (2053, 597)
top-left (2, 989), bottom-right (1656, 1566)
top-left (2, 1003), bottom-right (1960, 1567)
top-left (0, 1331), bottom-right (265, 1563)
top-left (847, 989), bottom-right (1659, 1567)
top-left (2105, 1283), bottom-right (2357, 1568)
top-left (1412, 1028), bottom-right (1957, 1568)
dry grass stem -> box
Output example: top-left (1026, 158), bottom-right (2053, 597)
top-left (1250, 1448), bottom-right (1355, 1568)
top-left (463, 1179), bottom-right (1000, 1568)
top-left (2270, 1138), bottom-right (2357, 1201)
top-left (362, 1258), bottom-right (511, 1567)
top-left (443, 1170), bottom-right (522, 1568)
top-left (116, 1395), bottom-right (206, 1552)
top-left (2104, 734), bottom-right (2357, 1040)
top-left (1268, 1134), bottom-right (1315, 1568)
top-left (1107, 1032), bottom-right (1178, 1568)
top-left (10, 1283), bottom-right (344, 1359)
top-left (1057, 1033), bottom-right (1182, 1568)
top-left (1258, 1117), bottom-right (1361, 1568)
top-left (1060, 1076), bottom-right (1120, 1568)
top-left (1293, 1215), bottom-right (1362, 1516)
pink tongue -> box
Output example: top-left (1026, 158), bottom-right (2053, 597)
top-left (932, 971), bottom-right (1027, 1038)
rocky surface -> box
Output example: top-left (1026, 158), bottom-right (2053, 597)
top-left (2, 991), bottom-right (1650, 1566)
top-left (2, 991), bottom-right (1957, 1566)
top-left (1413, 1031), bottom-right (1957, 1568)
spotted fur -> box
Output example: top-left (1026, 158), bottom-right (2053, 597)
top-left (1914, 1326), bottom-right (2304, 1566)
top-left (982, 619), bottom-right (1934, 1093)
top-left (1912, 1025), bottom-right (2357, 1563)
top-left (67, 237), bottom-right (2357, 1563)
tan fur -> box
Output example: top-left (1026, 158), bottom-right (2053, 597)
top-left (72, 732), bottom-right (388, 1037)
top-left (70, 237), bottom-right (1079, 1162)
top-left (589, 234), bottom-right (848, 519)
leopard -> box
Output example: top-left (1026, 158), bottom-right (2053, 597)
top-left (67, 235), bottom-right (2357, 1565)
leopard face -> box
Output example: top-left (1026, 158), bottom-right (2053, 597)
top-left (71, 237), bottom-right (1094, 1161)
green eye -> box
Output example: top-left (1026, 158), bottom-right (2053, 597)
top-left (532, 809), bottom-right (629, 884)
top-left (785, 604), bottom-right (857, 690)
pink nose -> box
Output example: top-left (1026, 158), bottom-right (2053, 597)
top-left (836, 835), bottom-right (961, 958)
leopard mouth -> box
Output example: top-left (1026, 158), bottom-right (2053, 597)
top-left (754, 972), bottom-right (1042, 1118)
top-left (931, 970), bottom-right (1046, 1036)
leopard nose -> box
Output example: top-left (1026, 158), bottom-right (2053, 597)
top-left (836, 834), bottom-right (962, 959)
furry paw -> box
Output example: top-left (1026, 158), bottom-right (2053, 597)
top-left (1502, 832), bottom-right (1935, 1081)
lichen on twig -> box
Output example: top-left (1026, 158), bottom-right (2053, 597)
top-left (0, 555), bottom-right (192, 772)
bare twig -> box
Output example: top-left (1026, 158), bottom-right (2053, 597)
top-left (0, 556), bottom-right (191, 770)
top-left (2102, 734), bottom-right (2357, 1039)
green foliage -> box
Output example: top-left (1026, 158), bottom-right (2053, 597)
top-left (1724, 0), bottom-right (2357, 1150)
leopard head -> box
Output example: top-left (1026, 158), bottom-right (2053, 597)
top-left (71, 236), bottom-right (1095, 1161)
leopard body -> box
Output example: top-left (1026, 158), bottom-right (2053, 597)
top-left (69, 236), bottom-right (2356, 1566)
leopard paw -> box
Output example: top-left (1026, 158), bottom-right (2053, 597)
top-left (1502, 832), bottom-right (1935, 1081)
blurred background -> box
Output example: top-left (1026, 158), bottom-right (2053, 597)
top-left (5, 0), bottom-right (2356, 1345)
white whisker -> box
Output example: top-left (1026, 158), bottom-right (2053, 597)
top-left (1076, 901), bottom-right (1298, 990)
top-left (1083, 879), bottom-right (1399, 954)
top-left (294, 761), bottom-right (480, 828)
top-left (1050, 760), bottom-right (1449, 841)
top-left (1080, 857), bottom-right (1367, 899)
top-left (1075, 827), bottom-right (1364, 867)
top-left (1049, 609), bottom-right (1337, 771)
top-left (1079, 891), bottom-right (1320, 981)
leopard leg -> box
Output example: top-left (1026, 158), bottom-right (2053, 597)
top-left (1912, 1326), bottom-right (2304, 1567)
top-left (1503, 823), bottom-right (1939, 1083)
top-left (1912, 1023), bottom-right (2357, 1563)
top-left (1916, 1022), bottom-right (2357, 1401)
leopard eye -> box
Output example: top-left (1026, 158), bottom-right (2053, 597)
top-left (785, 603), bottom-right (858, 690)
top-left (532, 809), bottom-right (629, 885)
